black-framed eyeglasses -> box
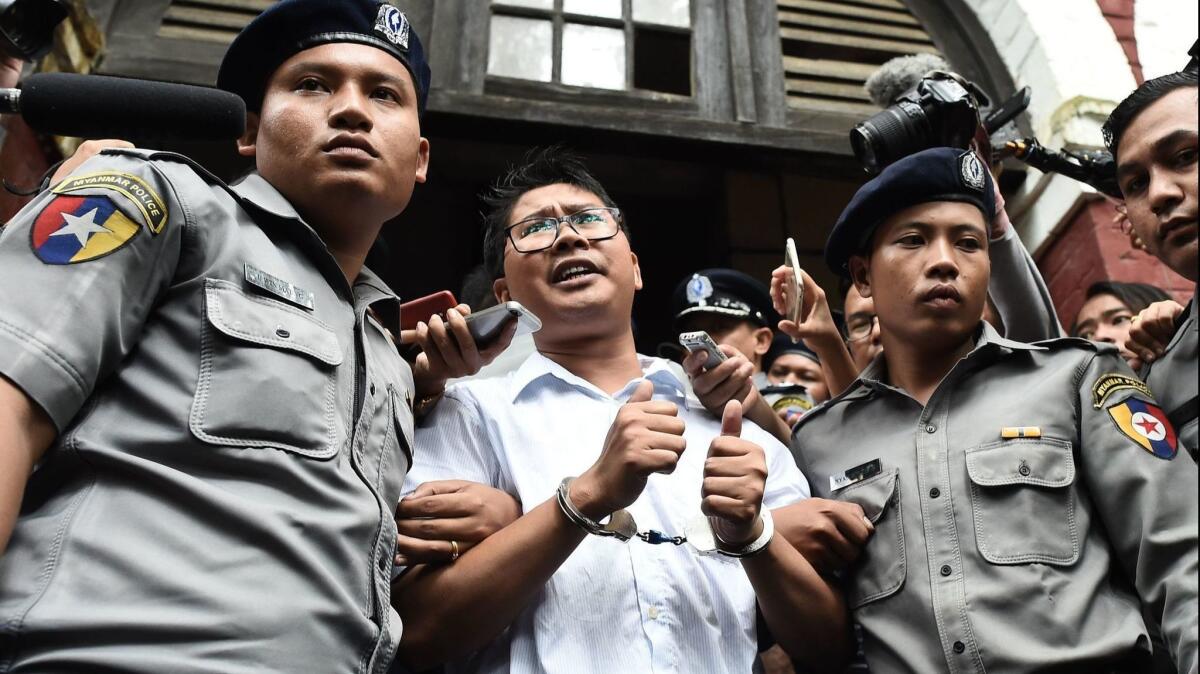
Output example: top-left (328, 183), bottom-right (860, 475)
top-left (845, 313), bottom-right (879, 342)
top-left (505, 207), bottom-right (622, 254)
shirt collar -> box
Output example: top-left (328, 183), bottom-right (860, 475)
top-left (508, 351), bottom-right (689, 404)
top-left (853, 320), bottom-right (1043, 398)
top-left (230, 171), bottom-right (306, 222)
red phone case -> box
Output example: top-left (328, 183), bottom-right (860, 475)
top-left (400, 290), bottom-right (458, 331)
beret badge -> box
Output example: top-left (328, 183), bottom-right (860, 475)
top-left (374, 3), bottom-right (410, 50)
top-left (958, 151), bottom-right (986, 192)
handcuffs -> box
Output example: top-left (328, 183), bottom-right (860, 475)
top-left (556, 477), bottom-right (774, 558)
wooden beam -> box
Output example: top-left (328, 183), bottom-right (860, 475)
top-left (162, 5), bottom-right (254, 31)
top-left (175, 0), bottom-right (272, 10)
top-left (778, 10), bottom-right (933, 42)
top-left (779, 26), bottom-right (938, 55)
top-left (783, 55), bottom-right (880, 81)
top-left (786, 94), bottom-right (878, 117)
top-left (775, 0), bottom-right (918, 27)
top-left (785, 77), bottom-right (871, 101)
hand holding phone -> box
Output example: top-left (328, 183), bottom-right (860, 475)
top-left (465, 301), bottom-right (542, 346)
top-left (678, 331), bottom-right (728, 370)
top-left (784, 238), bottom-right (804, 324)
top-left (400, 290), bottom-right (458, 331)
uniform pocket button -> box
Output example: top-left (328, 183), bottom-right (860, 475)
top-left (1018, 461), bottom-right (1031, 476)
top-left (940, 565), bottom-right (952, 577)
top-left (275, 327), bottom-right (291, 339)
top-left (953, 641), bottom-right (965, 654)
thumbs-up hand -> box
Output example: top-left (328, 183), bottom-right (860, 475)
top-left (571, 380), bottom-right (688, 520)
top-left (702, 400), bottom-right (768, 547)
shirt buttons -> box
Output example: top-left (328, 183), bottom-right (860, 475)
top-left (370, 382), bottom-right (376, 396)
top-left (940, 564), bottom-right (952, 577)
top-left (379, 555), bottom-right (390, 571)
top-left (647, 606), bottom-right (660, 620)
top-left (929, 487), bottom-right (941, 498)
top-left (1018, 462), bottom-right (1031, 476)
top-left (953, 641), bottom-right (965, 654)
top-left (925, 424), bottom-right (937, 433)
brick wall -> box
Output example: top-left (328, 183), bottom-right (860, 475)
top-left (1039, 197), bottom-right (1195, 327)
top-left (1098, 0), bottom-right (1144, 83)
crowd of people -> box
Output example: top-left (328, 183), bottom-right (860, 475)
top-left (0, 1), bottom-right (1195, 673)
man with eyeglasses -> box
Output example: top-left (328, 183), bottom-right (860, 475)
top-left (389, 148), bottom-right (850, 673)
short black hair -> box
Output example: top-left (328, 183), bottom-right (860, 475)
top-left (1069, 280), bottom-right (1173, 335)
top-left (1103, 69), bottom-right (1198, 162)
top-left (481, 146), bottom-right (625, 280)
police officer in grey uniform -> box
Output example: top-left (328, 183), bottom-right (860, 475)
top-left (1102, 68), bottom-right (1198, 459)
top-left (0, 1), bottom-right (446, 671)
top-left (793, 147), bottom-right (1198, 673)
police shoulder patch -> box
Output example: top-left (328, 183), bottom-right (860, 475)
top-left (1091, 373), bottom-right (1153, 409)
top-left (52, 171), bottom-right (168, 235)
top-left (1106, 398), bottom-right (1178, 459)
top-left (30, 194), bottom-right (140, 264)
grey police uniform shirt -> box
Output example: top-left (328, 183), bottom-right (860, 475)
top-left (791, 322), bottom-right (1198, 674)
top-left (1141, 294), bottom-right (1198, 460)
top-left (0, 149), bottom-right (414, 674)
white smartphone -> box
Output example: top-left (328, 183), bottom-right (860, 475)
top-left (678, 331), bottom-right (728, 370)
top-left (785, 237), bottom-right (804, 324)
top-left (466, 301), bottom-right (541, 345)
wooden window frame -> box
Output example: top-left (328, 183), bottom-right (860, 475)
top-left (481, 0), bottom-right (697, 112)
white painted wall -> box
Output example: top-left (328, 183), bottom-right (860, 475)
top-left (958, 0), bottom-right (1137, 250)
top-left (1135, 0), bottom-right (1197, 79)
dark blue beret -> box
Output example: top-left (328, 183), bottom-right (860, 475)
top-left (824, 147), bottom-right (995, 278)
top-left (218, 0), bottom-right (431, 116)
top-left (672, 268), bottom-right (779, 329)
top-left (764, 332), bottom-right (819, 370)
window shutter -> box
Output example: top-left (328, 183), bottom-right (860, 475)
top-left (158, 0), bottom-right (272, 44)
top-left (777, 0), bottom-right (941, 116)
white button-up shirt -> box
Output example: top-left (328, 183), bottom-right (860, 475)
top-left (408, 353), bottom-right (810, 674)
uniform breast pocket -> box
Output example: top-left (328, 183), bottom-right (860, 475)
top-left (835, 468), bottom-right (905, 608)
top-left (965, 438), bottom-right (1080, 565)
top-left (190, 278), bottom-right (343, 458)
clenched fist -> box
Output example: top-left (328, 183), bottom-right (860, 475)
top-left (702, 400), bottom-right (768, 547)
top-left (571, 380), bottom-right (687, 520)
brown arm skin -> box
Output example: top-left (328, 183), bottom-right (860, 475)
top-left (391, 497), bottom-right (586, 670)
top-left (771, 266), bottom-right (859, 398)
top-left (0, 376), bottom-right (56, 556)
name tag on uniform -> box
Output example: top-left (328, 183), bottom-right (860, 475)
top-left (245, 264), bottom-right (314, 310)
top-left (829, 458), bottom-right (881, 493)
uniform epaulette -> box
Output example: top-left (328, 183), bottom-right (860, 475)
top-left (1030, 335), bottom-right (1120, 355)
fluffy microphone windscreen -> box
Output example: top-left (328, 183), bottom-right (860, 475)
top-left (863, 53), bottom-right (950, 107)
top-left (18, 73), bottom-right (246, 141)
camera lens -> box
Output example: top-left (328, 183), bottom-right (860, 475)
top-left (850, 100), bottom-right (932, 174)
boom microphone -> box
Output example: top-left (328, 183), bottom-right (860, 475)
top-left (0, 72), bottom-right (246, 141)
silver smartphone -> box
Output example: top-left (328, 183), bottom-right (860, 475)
top-left (785, 237), bottom-right (804, 324)
top-left (466, 301), bottom-right (541, 345)
top-left (678, 331), bottom-right (727, 370)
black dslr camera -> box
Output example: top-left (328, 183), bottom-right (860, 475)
top-left (850, 71), bottom-right (990, 174)
top-left (0, 0), bottom-right (68, 61)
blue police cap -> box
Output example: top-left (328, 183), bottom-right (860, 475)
top-left (672, 268), bottom-right (779, 329)
top-left (824, 147), bottom-right (995, 279)
top-left (218, 0), bottom-right (431, 116)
